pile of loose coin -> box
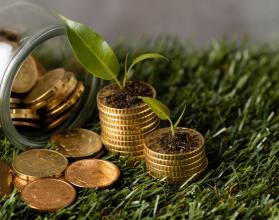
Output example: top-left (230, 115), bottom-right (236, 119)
top-left (0, 128), bottom-right (120, 211)
top-left (143, 128), bottom-right (208, 183)
top-left (97, 84), bottom-right (160, 159)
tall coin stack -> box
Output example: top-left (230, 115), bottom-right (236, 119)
top-left (97, 84), bottom-right (160, 160)
top-left (144, 128), bottom-right (208, 183)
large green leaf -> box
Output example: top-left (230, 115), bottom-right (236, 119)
top-left (60, 15), bottom-right (120, 81)
top-left (138, 96), bottom-right (171, 121)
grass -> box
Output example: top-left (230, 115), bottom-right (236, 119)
top-left (0, 38), bottom-right (278, 219)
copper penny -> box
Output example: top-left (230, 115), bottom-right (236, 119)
top-left (65, 159), bottom-right (120, 188)
top-left (12, 149), bottom-right (68, 181)
top-left (49, 128), bottom-right (102, 158)
top-left (14, 176), bottom-right (30, 192)
top-left (12, 55), bottom-right (39, 93)
top-left (21, 178), bottom-right (76, 211)
top-left (0, 160), bottom-right (13, 196)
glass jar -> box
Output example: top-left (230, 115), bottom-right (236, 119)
top-left (0, 2), bottom-right (102, 149)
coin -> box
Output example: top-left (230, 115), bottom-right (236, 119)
top-left (45, 110), bottom-right (73, 131)
top-left (99, 115), bottom-right (159, 130)
top-left (65, 159), bottom-right (120, 188)
top-left (46, 82), bottom-right (84, 117)
top-left (49, 128), bottom-right (102, 158)
top-left (23, 68), bottom-right (65, 105)
top-left (144, 150), bottom-right (206, 166)
top-left (14, 176), bottom-right (29, 192)
top-left (9, 103), bottom-right (19, 109)
top-left (0, 160), bottom-right (13, 196)
top-left (21, 178), bottom-right (76, 211)
top-left (12, 55), bottom-right (39, 94)
top-left (143, 127), bottom-right (205, 160)
top-left (13, 121), bottom-right (40, 129)
top-left (101, 123), bottom-right (159, 141)
top-left (12, 149), bottom-right (68, 181)
top-left (10, 109), bottom-right (40, 120)
top-left (99, 111), bottom-right (156, 125)
top-left (45, 72), bottom-right (78, 111)
top-left (25, 100), bottom-right (47, 110)
top-left (10, 98), bottom-right (21, 104)
top-left (101, 135), bottom-right (143, 147)
top-left (145, 155), bottom-right (206, 172)
top-left (102, 138), bottom-right (144, 152)
top-left (101, 118), bottom-right (160, 135)
top-left (98, 107), bottom-right (154, 120)
top-left (97, 82), bottom-right (156, 114)
top-left (105, 147), bottom-right (143, 156)
top-left (146, 158), bottom-right (208, 177)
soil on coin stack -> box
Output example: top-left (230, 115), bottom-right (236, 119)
top-left (153, 131), bottom-right (200, 154)
top-left (101, 81), bottom-right (153, 108)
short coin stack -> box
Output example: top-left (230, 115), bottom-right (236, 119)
top-left (144, 128), bottom-right (208, 183)
top-left (97, 84), bottom-right (160, 160)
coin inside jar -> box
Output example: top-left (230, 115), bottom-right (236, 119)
top-left (12, 149), bottom-right (68, 181)
top-left (12, 55), bottom-right (39, 94)
top-left (23, 68), bottom-right (65, 105)
top-left (49, 128), bottom-right (102, 158)
top-left (65, 159), bottom-right (120, 188)
top-left (21, 178), bottom-right (76, 211)
top-left (0, 160), bottom-right (13, 196)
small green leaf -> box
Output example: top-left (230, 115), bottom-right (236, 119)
top-left (59, 15), bottom-right (120, 82)
top-left (127, 53), bottom-right (168, 78)
top-left (174, 104), bottom-right (186, 128)
top-left (138, 96), bottom-right (171, 121)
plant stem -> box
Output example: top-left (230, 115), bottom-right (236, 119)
top-left (169, 119), bottom-right (175, 136)
top-left (114, 77), bottom-right (124, 90)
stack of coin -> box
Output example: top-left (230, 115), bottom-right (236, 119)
top-left (144, 128), bottom-right (208, 183)
top-left (97, 84), bottom-right (160, 159)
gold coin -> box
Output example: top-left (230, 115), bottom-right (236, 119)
top-left (9, 103), bottom-right (19, 109)
top-left (10, 98), bottom-right (21, 104)
top-left (99, 111), bottom-right (156, 125)
top-left (45, 110), bottom-right (73, 131)
top-left (25, 100), bottom-right (47, 110)
top-left (144, 150), bottom-right (206, 166)
top-left (145, 155), bottom-right (206, 172)
top-left (101, 134), bottom-right (143, 147)
top-left (100, 118), bottom-right (160, 135)
top-left (0, 160), bottom-right (13, 196)
top-left (49, 128), bottom-right (102, 158)
top-left (101, 123), bottom-right (159, 141)
top-left (146, 158), bottom-right (208, 177)
top-left (65, 159), bottom-right (120, 188)
top-left (99, 115), bottom-right (159, 130)
top-left (12, 149), bottom-right (68, 181)
top-left (148, 161), bottom-right (208, 182)
top-left (143, 127), bottom-right (205, 160)
top-left (45, 72), bottom-right (78, 111)
top-left (97, 82), bottom-right (156, 114)
top-left (21, 178), bottom-right (76, 211)
top-left (46, 82), bottom-right (84, 117)
top-left (106, 148), bottom-right (144, 157)
top-left (13, 121), bottom-right (40, 129)
top-left (10, 109), bottom-right (40, 120)
top-left (14, 176), bottom-right (30, 192)
top-left (23, 68), bottom-right (65, 105)
top-left (12, 55), bottom-right (38, 94)
top-left (98, 107), bottom-right (154, 120)
top-left (102, 138), bottom-right (144, 152)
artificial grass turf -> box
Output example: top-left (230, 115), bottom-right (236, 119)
top-left (0, 39), bottom-right (278, 219)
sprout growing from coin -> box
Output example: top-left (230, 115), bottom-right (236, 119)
top-left (59, 15), bottom-right (167, 89)
top-left (138, 96), bottom-right (186, 136)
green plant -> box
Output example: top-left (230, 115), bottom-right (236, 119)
top-left (138, 97), bottom-right (186, 136)
top-left (59, 15), bottom-right (167, 89)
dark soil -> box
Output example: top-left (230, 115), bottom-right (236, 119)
top-left (102, 81), bottom-right (154, 108)
top-left (158, 131), bottom-right (199, 154)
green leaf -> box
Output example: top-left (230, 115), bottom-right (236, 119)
top-left (174, 104), bottom-right (186, 128)
top-left (59, 15), bottom-right (120, 82)
top-left (127, 53), bottom-right (168, 79)
top-left (138, 96), bottom-right (171, 121)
